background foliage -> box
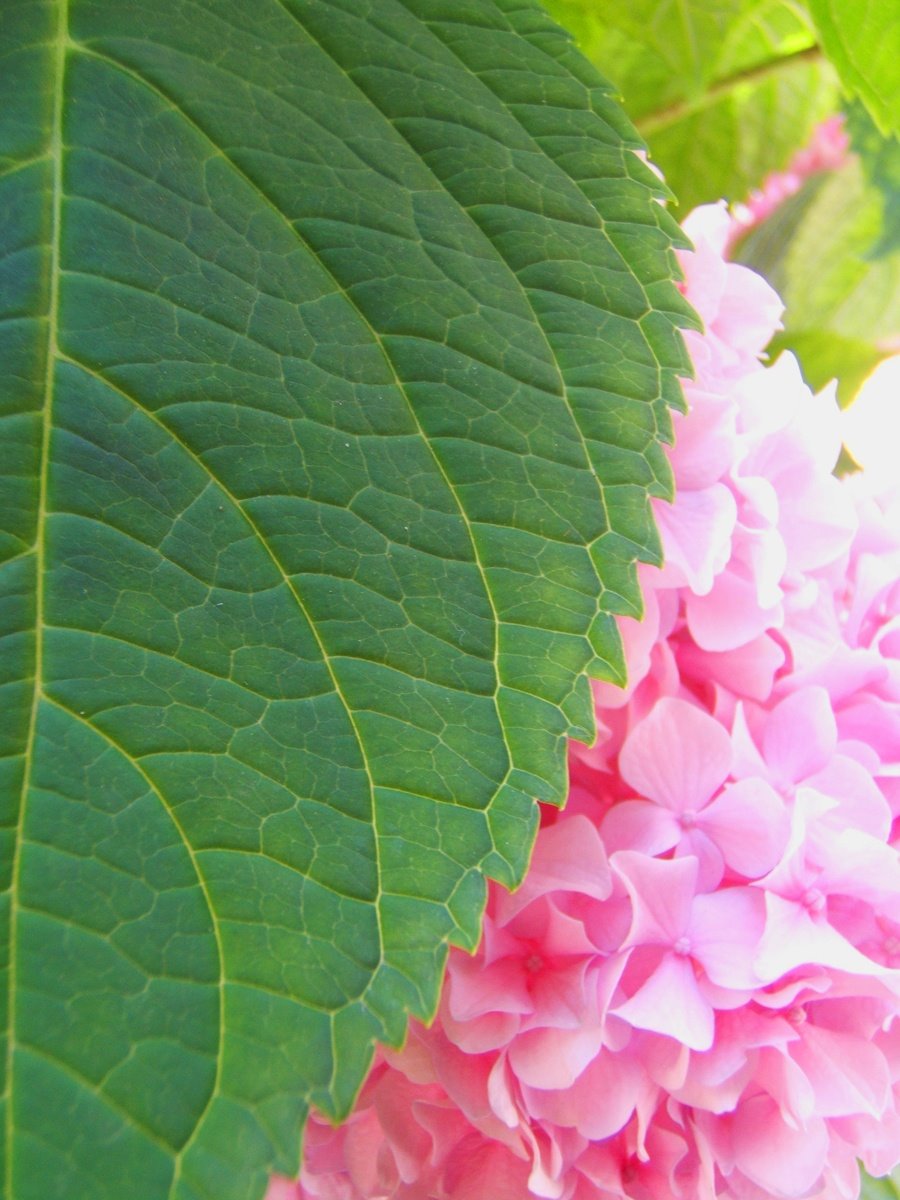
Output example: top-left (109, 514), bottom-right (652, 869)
top-left (543, 0), bottom-right (900, 410)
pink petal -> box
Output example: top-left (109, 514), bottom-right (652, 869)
top-left (526, 959), bottom-right (594, 1031)
top-left (441, 1006), bottom-right (521, 1055)
top-left (668, 388), bottom-right (737, 490)
top-left (762, 686), bottom-right (836, 785)
top-left (806, 754), bottom-right (892, 839)
top-left (686, 566), bottom-right (783, 652)
top-left (612, 952), bottom-right (715, 1051)
top-left (264, 1179), bottom-right (298, 1200)
top-left (500, 814), bottom-right (611, 921)
top-left (755, 893), bottom-right (892, 982)
top-left (448, 956), bottom-right (532, 1022)
top-left (700, 778), bottom-right (790, 878)
top-left (446, 1140), bottom-right (535, 1200)
top-left (613, 851), bottom-right (698, 946)
top-left (689, 888), bottom-right (766, 989)
top-left (633, 1028), bottom-right (691, 1090)
top-left (792, 1023), bottom-right (890, 1117)
top-left (601, 799), bottom-right (680, 856)
top-left (714, 262), bottom-right (785, 356)
top-left (512, 898), bottom-right (599, 961)
top-left (732, 1094), bottom-right (828, 1195)
top-left (678, 827), bottom-right (726, 891)
top-left (524, 1050), bottom-right (644, 1139)
top-left (618, 698), bottom-right (733, 813)
top-left (778, 469), bottom-right (857, 572)
top-left (655, 483), bottom-right (737, 595)
top-left (374, 1073), bottom-right (437, 1183)
top-left (816, 827), bottom-right (900, 910)
top-left (508, 1022), bottom-right (605, 1090)
top-left (677, 634), bottom-right (785, 702)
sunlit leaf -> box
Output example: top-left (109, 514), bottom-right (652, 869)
top-left (768, 328), bottom-right (887, 407)
top-left (847, 101), bottom-right (900, 258)
top-left (807, 0), bottom-right (900, 134)
top-left (738, 157), bottom-right (900, 343)
top-left (861, 1166), bottom-right (900, 1200)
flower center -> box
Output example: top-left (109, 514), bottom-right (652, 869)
top-left (801, 887), bottom-right (825, 914)
top-left (673, 936), bottom-right (692, 957)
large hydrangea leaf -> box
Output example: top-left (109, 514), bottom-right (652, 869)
top-left (543, 0), bottom-right (840, 211)
top-left (0, 1), bottom-right (694, 1197)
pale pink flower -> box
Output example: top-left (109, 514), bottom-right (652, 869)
top-left (602, 697), bottom-right (788, 887)
top-left (611, 852), bottom-right (765, 1049)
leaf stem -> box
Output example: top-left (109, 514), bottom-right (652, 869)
top-left (637, 44), bottom-right (825, 135)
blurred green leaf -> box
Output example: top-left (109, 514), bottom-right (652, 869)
top-left (746, 156), bottom-right (900, 342)
top-left (847, 101), bottom-right (900, 258)
top-left (737, 154), bottom-right (900, 408)
top-left (768, 329), bottom-right (887, 407)
top-left (542, 0), bottom-right (840, 209)
top-left (640, 51), bottom-right (837, 211)
top-left (807, 0), bottom-right (900, 134)
top-left (861, 1166), bottom-right (900, 1200)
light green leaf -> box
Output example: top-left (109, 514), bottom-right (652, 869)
top-left (542, 0), bottom-right (840, 209)
top-left (847, 101), bottom-right (900, 258)
top-left (639, 51), bottom-right (838, 211)
top-left (735, 153), bottom-right (900, 412)
top-left (768, 328), bottom-right (887, 407)
top-left (738, 156), bottom-right (900, 343)
top-left (807, 0), bottom-right (900, 133)
top-left (861, 1167), bottom-right (900, 1200)
top-left (0, 1), bottom-right (694, 1197)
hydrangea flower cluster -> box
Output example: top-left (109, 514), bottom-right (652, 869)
top-left (271, 204), bottom-right (900, 1200)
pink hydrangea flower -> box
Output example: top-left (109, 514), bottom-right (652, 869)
top-left (271, 199), bottom-right (900, 1200)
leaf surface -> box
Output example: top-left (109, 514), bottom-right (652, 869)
top-left (847, 101), bottom-right (900, 258)
top-left (737, 157), bottom-right (900, 347)
top-left (861, 1167), bottom-right (900, 1200)
top-left (0, 1), bottom-right (693, 1197)
top-left (807, 0), bottom-right (900, 133)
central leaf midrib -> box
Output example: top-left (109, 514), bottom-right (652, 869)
top-left (4, 1), bottom-right (69, 1193)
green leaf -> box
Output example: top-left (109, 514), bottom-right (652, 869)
top-left (768, 328), bottom-right (887, 407)
top-left (847, 101), bottom-right (900, 258)
top-left (541, 0), bottom-right (840, 210)
top-left (807, 0), bottom-right (900, 133)
top-left (738, 156), bottom-right (900, 343)
top-left (861, 1167), bottom-right (900, 1200)
top-left (638, 50), bottom-right (838, 212)
top-left (0, 1), bottom-right (694, 1196)
top-left (735, 152), bottom-right (900, 411)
